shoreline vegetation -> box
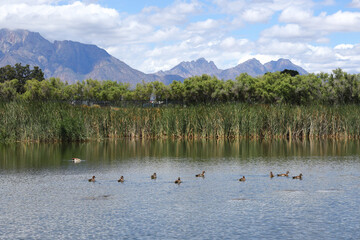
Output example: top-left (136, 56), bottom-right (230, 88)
top-left (2, 64), bottom-right (360, 142)
top-left (1, 101), bottom-right (360, 143)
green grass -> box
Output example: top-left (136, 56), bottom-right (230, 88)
top-left (1, 101), bottom-right (360, 142)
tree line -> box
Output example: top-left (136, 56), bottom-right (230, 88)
top-left (1, 64), bottom-right (360, 105)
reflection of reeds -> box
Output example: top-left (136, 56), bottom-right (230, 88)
top-left (1, 101), bottom-right (360, 142)
top-left (2, 139), bottom-right (360, 170)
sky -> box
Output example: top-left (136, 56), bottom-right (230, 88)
top-left (1, 0), bottom-right (360, 74)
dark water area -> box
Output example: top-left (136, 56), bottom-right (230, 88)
top-left (1, 139), bottom-right (360, 239)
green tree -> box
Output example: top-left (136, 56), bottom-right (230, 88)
top-left (133, 81), bottom-right (153, 101)
top-left (169, 80), bottom-right (185, 101)
top-left (0, 79), bottom-right (19, 101)
top-left (0, 64), bottom-right (45, 93)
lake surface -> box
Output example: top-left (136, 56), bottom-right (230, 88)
top-left (1, 139), bottom-right (360, 239)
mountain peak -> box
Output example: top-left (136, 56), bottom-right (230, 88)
top-left (0, 28), bottom-right (164, 84)
top-left (264, 58), bottom-right (308, 75)
top-left (165, 57), bottom-right (220, 78)
top-left (195, 57), bottom-right (207, 62)
top-left (1, 29), bottom-right (308, 85)
top-left (0, 29), bottom-right (47, 52)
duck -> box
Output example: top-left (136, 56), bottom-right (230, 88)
top-left (277, 171), bottom-right (290, 177)
top-left (195, 171), bottom-right (205, 177)
top-left (72, 158), bottom-right (81, 163)
top-left (88, 176), bottom-right (95, 182)
top-left (292, 173), bottom-right (303, 179)
top-left (270, 171), bottom-right (274, 178)
top-left (118, 176), bottom-right (124, 182)
top-left (239, 176), bottom-right (246, 182)
top-left (174, 177), bottom-right (182, 184)
top-left (151, 173), bottom-right (157, 179)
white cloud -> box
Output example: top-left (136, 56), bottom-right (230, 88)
top-left (261, 24), bottom-right (318, 41)
top-left (141, 1), bottom-right (201, 26)
top-left (220, 37), bottom-right (250, 50)
top-left (188, 19), bottom-right (220, 31)
top-left (0, 1), bottom-right (122, 43)
top-left (242, 8), bottom-right (274, 23)
top-left (350, 0), bottom-right (360, 8)
top-left (280, 8), bottom-right (360, 33)
top-left (334, 44), bottom-right (354, 50)
top-left (1, 0), bottom-right (360, 74)
top-left (213, 0), bottom-right (314, 22)
top-left (321, 0), bottom-right (335, 6)
top-left (0, 0), bottom-right (61, 3)
top-left (257, 39), bottom-right (309, 55)
top-left (279, 6), bottom-right (313, 23)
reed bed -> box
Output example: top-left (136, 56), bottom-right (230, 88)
top-left (1, 101), bottom-right (360, 142)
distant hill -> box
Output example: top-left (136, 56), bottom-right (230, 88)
top-left (159, 58), bottom-right (308, 80)
top-left (0, 29), bottom-right (308, 84)
top-left (219, 58), bottom-right (267, 80)
top-left (264, 58), bottom-right (308, 75)
top-left (156, 58), bottom-right (221, 79)
top-left (0, 29), bottom-right (164, 84)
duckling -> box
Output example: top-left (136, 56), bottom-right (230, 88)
top-left (195, 171), bottom-right (205, 177)
top-left (88, 176), bottom-right (95, 182)
top-left (151, 173), bottom-right (157, 179)
top-left (72, 158), bottom-right (81, 163)
top-left (292, 173), bottom-right (303, 179)
top-left (277, 171), bottom-right (290, 177)
top-left (239, 176), bottom-right (246, 182)
top-left (118, 176), bottom-right (124, 182)
top-left (174, 177), bottom-right (182, 184)
top-left (270, 171), bottom-right (274, 178)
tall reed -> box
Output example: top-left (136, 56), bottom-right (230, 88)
top-left (1, 101), bottom-right (360, 142)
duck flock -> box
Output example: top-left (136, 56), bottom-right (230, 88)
top-left (73, 158), bottom-right (303, 184)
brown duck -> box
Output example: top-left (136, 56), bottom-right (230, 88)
top-left (277, 171), bottom-right (290, 177)
top-left (118, 176), bottom-right (124, 182)
top-left (88, 176), bottom-right (96, 182)
top-left (195, 171), bottom-right (205, 177)
top-left (174, 177), bottom-right (182, 184)
top-left (239, 176), bottom-right (246, 182)
top-left (151, 173), bottom-right (157, 179)
top-left (292, 173), bottom-right (303, 179)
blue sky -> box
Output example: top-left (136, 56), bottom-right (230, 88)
top-left (1, 0), bottom-right (360, 73)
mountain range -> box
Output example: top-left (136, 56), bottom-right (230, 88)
top-left (0, 29), bottom-right (308, 84)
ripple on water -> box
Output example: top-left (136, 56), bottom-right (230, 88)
top-left (229, 198), bottom-right (252, 202)
top-left (81, 195), bottom-right (112, 201)
top-left (316, 189), bottom-right (342, 193)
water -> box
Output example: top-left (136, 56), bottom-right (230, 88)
top-left (1, 140), bottom-right (360, 239)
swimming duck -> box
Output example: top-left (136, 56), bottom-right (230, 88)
top-left (277, 171), bottom-right (290, 177)
top-left (270, 172), bottom-right (274, 178)
top-left (72, 158), bottom-right (81, 163)
top-left (118, 176), bottom-right (124, 182)
top-left (195, 171), bottom-right (205, 177)
top-left (174, 177), bottom-right (182, 184)
top-left (151, 173), bottom-right (157, 179)
top-left (292, 173), bottom-right (303, 179)
top-left (239, 176), bottom-right (246, 182)
top-left (88, 176), bottom-right (95, 182)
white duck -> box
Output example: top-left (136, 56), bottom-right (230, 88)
top-left (72, 158), bottom-right (81, 163)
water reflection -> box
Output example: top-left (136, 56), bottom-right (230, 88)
top-left (1, 139), bottom-right (360, 239)
top-left (1, 139), bottom-right (360, 170)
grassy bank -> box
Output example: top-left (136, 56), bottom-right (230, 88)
top-left (1, 101), bottom-right (360, 142)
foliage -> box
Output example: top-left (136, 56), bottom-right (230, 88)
top-left (281, 69), bottom-right (299, 77)
top-left (0, 63), bottom-right (45, 93)
top-left (2, 64), bottom-right (360, 106)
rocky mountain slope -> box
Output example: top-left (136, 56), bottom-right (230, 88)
top-left (0, 29), bottom-right (163, 84)
top-left (159, 58), bottom-right (308, 80)
top-left (0, 29), bottom-right (308, 84)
